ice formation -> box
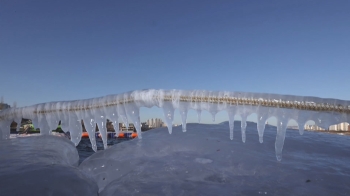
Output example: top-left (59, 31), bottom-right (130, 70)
top-left (79, 123), bottom-right (350, 195)
top-left (1, 89), bottom-right (349, 161)
top-left (0, 135), bottom-right (98, 195)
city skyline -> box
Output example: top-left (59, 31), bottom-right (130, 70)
top-left (145, 118), bottom-right (165, 128)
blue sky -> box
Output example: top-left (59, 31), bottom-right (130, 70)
top-left (1, 0), bottom-right (349, 125)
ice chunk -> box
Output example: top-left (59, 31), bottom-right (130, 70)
top-left (0, 135), bottom-right (98, 195)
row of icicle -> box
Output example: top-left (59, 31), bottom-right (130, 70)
top-left (1, 89), bottom-right (349, 161)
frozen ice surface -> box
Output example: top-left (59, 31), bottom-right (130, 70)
top-left (0, 123), bottom-right (350, 195)
top-left (0, 135), bottom-right (98, 196)
top-left (79, 122), bottom-right (350, 195)
top-left (0, 135), bottom-right (79, 167)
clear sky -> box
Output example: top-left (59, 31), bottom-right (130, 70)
top-left (1, 0), bottom-right (350, 125)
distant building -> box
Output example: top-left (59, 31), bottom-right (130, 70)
top-left (145, 118), bottom-right (164, 128)
top-left (119, 123), bottom-right (135, 132)
top-left (141, 122), bottom-right (149, 129)
top-left (305, 122), bottom-right (349, 131)
top-left (82, 120), bottom-right (135, 132)
top-left (329, 124), bottom-right (337, 131)
top-left (329, 123), bottom-right (349, 131)
top-left (304, 124), bottom-right (325, 131)
top-left (286, 125), bottom-right (299, 130)
top-left (340, 123), bottom-right (349, 131)
top-left (0, 103), bottom-right (10, 111)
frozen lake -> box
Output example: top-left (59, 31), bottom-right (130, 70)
top-left (1, 122), bottom-right (350, 195)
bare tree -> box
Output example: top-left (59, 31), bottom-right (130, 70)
top-left (13, 101), bottom-right (17, 108)
top-left (0, 96), bottom-right (3, 104)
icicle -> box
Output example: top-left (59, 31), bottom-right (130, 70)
top-left (95, 117), bottom-right (107, 149)
top-left (125, 91), bottom-right (142, 138)
top-left (211, 112), bottom-right (216, 122)
top-left (13, 105), bottom-right (22, 132)
top-left (91, 97), bottom-right (109, 149)
top-left (67, 101), bottom-right (79, 145)
top-left (103, 95), bottom-right (120, 136)
top-left (208, 91), bottom-right (220, 123)
top-left (189, 90), bottom-right (202, 123)
top-left (256, 118), bottom-right (266, 143)
top-left (162, 102), bottom-right (174, 134)
top-left (314, 112), bottom-right (333, 130)
top-left (37, 104), bottom-right (50, 135)
top-left (0, 120), bottom-right (11, 139)
top-left (124, 104), bottom-right (142, 139)
top-left (80, 99), bottom-right (98, 152)
top-left (104, 105), bottom-right (119, 135)
top-left (256, 107), bottom-right (269, 143)
top-left (286, 108), bottom-right (301, 135)
top-left (83, 116), bottom-right (97, 152)
top-left (155, 89), bottom-right (165, 108)
top-left (57, 102), bottom-right (69, 133)
top-left (45, 103), bottom-right (60, 134)
top-left (2, 88), bottom-right (350, 156)
top-left (297, 110), bottom-right (311, 135)
top-left (226, 109), bottom-right (235, 140)
top-left (275, 117), bottom-right (288, 161)
top-left (179, 109), bottom-right (188, 132)
top-left (15, 118), bottom-right (22, 132)
top-left (116, 103), bottom-right (128, 128)
top-left (176, 90), bottom-right (190, 132)
top-left (0, 127), bottom-right (4, 140)
top-left (297, 120), bottom-right (306, 135)
top-left (241, 114), bottom-right (247, 143)
top-left (45, 115), bottom-right (56, 134)
top-left (94, 110), bottom-right (108, 148)
top-left (0, 121), bottom-right (3, 139)
top-left (72, 101), bottom-right (84, 145)
top-left (196, 110), bottom-right (202, 123)
top-left (69, 113), bottom-right (83, 146)
top-left (108, 108), bottom-right (119, 135)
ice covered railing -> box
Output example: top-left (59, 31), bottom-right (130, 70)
top-left (1, 89), bottom-right (350, 161)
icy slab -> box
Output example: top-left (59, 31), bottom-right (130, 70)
top-left (79, 123), bottom-right (350, 195)
top-left (1, 89), bottom-right (350, 161)
top-left (0, 164), bottom-right (98, 196)
top-left (0, 135), bottom-right (98, 195)
top-left (0, 135), bottom-right (79, 168)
